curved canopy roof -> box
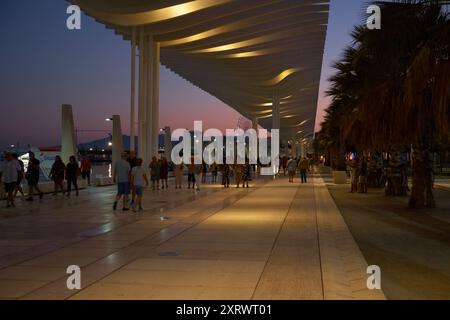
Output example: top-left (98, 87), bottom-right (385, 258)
top-left (72, 0), bottom-right (330, 139)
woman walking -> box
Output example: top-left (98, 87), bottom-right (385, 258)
top-left (50, 155), bottom-right (65, 195)
top-left (160, 156), bottom-right (169, 189)
top-left (174, 162), bottom-right (184, 189)
top-left (287, 157), bottom-right (297, 183)
top-left (65, 155), bottom-right (79, 197)
top-left (222, 164), bottom-right (230, 188)
top-left (12, 153), bottom-right (25, 198)
top-left (234, 164), bottom-right (243, 188)
top-left (201, 161), bottom-right (208, 183)
top-left (149, 156), bottom-right (160, 190)
top-left (242, 161), bottom-right (252, 188)
top-left (25, 152), bottom-right (43, 201)
top-left (210, 161), bottom-right (218, 183)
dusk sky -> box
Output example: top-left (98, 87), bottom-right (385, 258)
top-left (0, 0), bottom-right (369, 149)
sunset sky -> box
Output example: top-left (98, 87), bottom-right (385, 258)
top-left (0, 0), bottom-right (368, 149)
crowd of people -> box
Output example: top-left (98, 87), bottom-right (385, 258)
top-left (112, 152), bottom-right (257, 212)
top-left (348, 156), bottom-right (369, 194)
top-left (1, 150), bottom-right (313, 211)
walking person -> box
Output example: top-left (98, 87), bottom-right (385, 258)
top-left (358, 156), bottom-right (368, 193)
top-left (201, 161), bottom-right (208, 183)
top-left (350, 157), bottom-right (360, 193)
top-left (113, 152), bottom-right (131, 211)
top-left (174, 162), bottom-right (184, 189)
top-left (242, 161), bottom-right (252, 188)
top-left (210, 161), bottom-right (218, 183)
top-left (80, 156), bottom-right (91, 186)
top-left (194, 159), bottom-right (202, 191)
top-left (282, 156), bottom-right (288, 176)
top-left (25, 152), bottom-right (43, 201)
top-left (0, 152), bottom-right (22, 207)
top-left (50, 155), bottom-right (65, 195)
top-left (65, 156), bottom-right (80, 197)
top-left (222, 164), bottom-right (230, 188)
top-left (187, 158), bottom-right (196, 189)
top-left (298, 157), bottom-right (310, 183)
top-left (12, 153), bottom-right (25, 198)
top-left (287, 157), bottom-right (297, 183)
top-left (160, 156), bottom-right (169, 189)
top-left (131, 158), bottom-right (148, 212)
top-left (149, 156), bottom-right (160, 190)
top-left (234, 163), bottom-right (243, 188)
top-left (127, 151), bottom-right (139, 207)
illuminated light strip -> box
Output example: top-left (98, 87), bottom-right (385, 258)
top-left (189, 33), bottom-right (279, 53)
top-left (294, 119), bottom-right (309, 127)
top-left (258, 114), bottom-right (273, 119)
top-left (76, 0), bottom-right (234, 26)
top-left (220, 50), bottom-right (268, 58)
top-left (160, 3), bottom-right (327, 47)
top-left (261, 67), bottom-right (303, 86)
top-left (161, 25), bottom-right (233, 47)
top-left (252, 109), bottom-right (273, 115)
top-left (254, 100), bottom-right (290, 107)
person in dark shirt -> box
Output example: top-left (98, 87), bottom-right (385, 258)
top-left (50, 155), bottom-right (66, 195)
top-left (160, 156), bottom-right (169, 189)
top-left (65, 155), bottom-right (79, 197)
top-left (25, 152), bottom-right (43, 201)
top-left (12, 153), bottom-right (25, 197)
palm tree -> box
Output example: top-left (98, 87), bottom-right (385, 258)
top-left (319, 0), bottom-right (449, 208)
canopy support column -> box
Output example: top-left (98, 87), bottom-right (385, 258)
top-left (129, 27), bottom-right (136, 153)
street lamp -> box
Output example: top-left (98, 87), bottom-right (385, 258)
top-left (105, 117), bottom-right (113, 122)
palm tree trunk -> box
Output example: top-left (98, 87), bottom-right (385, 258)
top-left (409, 143), bottom-right (436, 209)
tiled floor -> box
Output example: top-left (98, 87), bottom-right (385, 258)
top-left (0, 175), bottom-right (385, 300)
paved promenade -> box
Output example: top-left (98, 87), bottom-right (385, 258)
top-left (0, 175), bottom-right (384, 300)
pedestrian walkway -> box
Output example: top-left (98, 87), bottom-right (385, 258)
top-left (0, 176), bottom-right (385, 300)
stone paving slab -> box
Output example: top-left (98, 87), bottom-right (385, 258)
top-left (0, 176), bottom-right (386, 300)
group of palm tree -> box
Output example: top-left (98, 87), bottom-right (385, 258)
top-left (315, 0), bottom-right (450, 208)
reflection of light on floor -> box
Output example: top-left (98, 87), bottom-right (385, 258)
top-left (108, 163), bottom-right (112, 178)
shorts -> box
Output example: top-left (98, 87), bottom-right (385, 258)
top-left (188, 174), bottom-right (195, 183)
top-left (359, 176), bottom-right (367, 184)
top-left (4, 182), bottom-right (16, 193)
top-left (117, 182), bottom-right (130, 195)
top-left (134, 186), bottom-right (143, 196)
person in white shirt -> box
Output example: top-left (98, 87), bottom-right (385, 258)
top-left (130, 158), bottom-right (148, 212)
top-left (0, 152), bottom-right (22, 208)
top-left (113, 152), bottom-right (131, 211)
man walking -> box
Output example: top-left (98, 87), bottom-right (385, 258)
top-left (80, 156), bottom-right (92, 186)
top-left (0, 152), bottom-right (22, 207)
top-left (25, 152), bottom-right (43, 201)
top-left (113, 152), bottom-right (131, 211)
top-left (298, 157), bottom-right (310, 183)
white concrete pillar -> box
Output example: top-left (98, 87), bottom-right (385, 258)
top-left (138, 27), bottom-right (148, 165)
top-left (272, 91), bottom-right (280, 174)
top-left (112, 115), bottom-right (124, 175)
top-left (145, 35), bottom-right (154, 162)
top-left (151, 41), bottom-right (160, 158)
top-left (61, 104), bottom-right (77, 164)
top-left (130, 27), bottom-right (136, 153)
top-left (164, 126), bottom-right (172, 162)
